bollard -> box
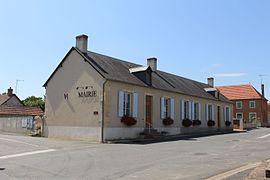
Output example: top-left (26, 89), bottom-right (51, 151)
top-left (266, 170), bottom-right (270, 178)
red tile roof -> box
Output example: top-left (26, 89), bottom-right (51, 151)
top-left (0, 106), bottom-right (44, 116)
top-left (217, 84), bottom-right (263, 100)
top-left (0, 95), bottom-right (10, 105)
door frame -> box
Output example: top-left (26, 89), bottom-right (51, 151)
top-left (145, 95), bottom-right (153, 128)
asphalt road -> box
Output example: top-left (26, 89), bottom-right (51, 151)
top-left (0, 128), bottom-right (270, 180)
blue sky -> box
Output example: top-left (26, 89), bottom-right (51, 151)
top-left (0, 0), bottom-right (269, 99)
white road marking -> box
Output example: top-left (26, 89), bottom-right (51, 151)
top-left (206, 162), bottom-right (261, 180)
top-left (0, 149), bottom-right (56, 160)
top-left (257, 133), bottom-right (270, 139)
top-left (0, 137), bottom-right (39, 147)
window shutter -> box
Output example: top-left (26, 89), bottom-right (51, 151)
top-left (212, 105), bottom-right (215, 120)
top-left (191, 101), bottom-right (194, 120)
top-left (170, 98), bottom-right (175, 119)
top-left (189, 101), bottom-right (192, 119)
top-left (181, 100), bottom-right (184, 120)
top-left (160, 97), bottom-right (165, 119)
top-left (118, 91), bottom-right (124, 117)
top-left (224, 106), bottom-right (226, 122)
top-left (132, 93), bottom-right (138, 118)
top-left (205, 104), bottom-right (208, 121)
top-left (228, 107), bottom-right (231, 122)
top-left (198, 103), bottom-right (201, 120)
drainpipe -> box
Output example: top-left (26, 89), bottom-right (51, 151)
top-left (101, 80), bottom-right (107, 143)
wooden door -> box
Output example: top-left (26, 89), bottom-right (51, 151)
top-left (217, 106), bottom-right (221, 128)
top-left (145, 95), bottom-right (153, 128)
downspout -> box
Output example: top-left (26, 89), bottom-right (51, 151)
top-left (101, 80), bottom-right (107, 143)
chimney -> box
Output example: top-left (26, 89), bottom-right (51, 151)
top-left (262, 84), bottom-right (265, 97)
top-left (76, 34), bottom-right (88, 53)
top-left (7, 87), bottom-right (13, 97)
top-left (207, 77), bottom-right (214, 87)
top-left (147, 57), bottom-right (157, 71)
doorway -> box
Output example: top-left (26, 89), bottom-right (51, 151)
top-left (145, 95), bottom-right (153, 128)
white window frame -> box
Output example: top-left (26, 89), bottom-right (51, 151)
top-left (236, 113), bottom-right (243, 119)
top-left (249, 112), bottom-right (257, 123)
top-left (236, 101), bottom-right (243, 109)
top-left (118, 91), bottom-right (138, 118)
top-left (161, 97), bottom-right (174, 119)
top-left (183, 100), bottom-right (191, 119)
top-left (249, 101), bottom-right (256, 109)
top-left (193, 102), bottom-right (200, 120)
top-left (207, 104), bottom-right (214, 121)
top-left (224, 106), bottom-right (231, 122)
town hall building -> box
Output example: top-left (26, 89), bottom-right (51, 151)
top-left (43, 35), bottom-right (233, 142)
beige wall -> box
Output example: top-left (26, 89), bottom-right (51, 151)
top-left (0, 116), bottom-right (34, 134)
top-left (44, 49), bottom-right (105, 141)
top-left (104, 80), bottom-right (233, 140)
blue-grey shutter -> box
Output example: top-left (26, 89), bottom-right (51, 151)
top-left (181, 100), bottom-right (184, 119)
top-left (205, 104), bottom-right (208, 121)
top-left (224, 106), bottom-right (226, 122)
top-left (132, 93), bottom-right (138, 118)
top-left (160, 97), bottom-right (165, 119)
top-left (189, 101), bottom-right (192, 119)
top-left (118, 91), bottom-right (124, 117)
top-left (198, 103), bottom-right (201, 120)
top-left (170, 98), bottom-right (175, 119)
top-left (212, 105), bottom-right (215, 120)
top-left (228, 107), bottom-right (231, 122)
top-left (191, 101), bottom-right (194, 120)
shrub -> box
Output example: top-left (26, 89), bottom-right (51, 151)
top-left (182, 118), bottom-right (192, 127)
top-left (207, 120), bottom-right (216, 127)
top-left (163, 117), bottom-right (174, 126)
top-left (225, 121), bottom-right (232, 127)
top-left (121, 116), bottom-right (137, 126)
top-left (193, 120), bottom-right (202, 126)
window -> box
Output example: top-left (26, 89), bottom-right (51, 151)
top-left (164, 98), bottom-right (171, 118)
top-left (236, 101), bottom-right (243, 109)
top-left (118, 91), bottom-right (138, 117)
top-left (225, 106), bottom-right (231, 122)
top-left (123, 92), bottom-right (132, 116)
top-left (236, 113), bottom-right (243, 119)
top-left (161, 97), bottom-right (174, 119)
top-left (193, 102), bottom-right (200, 120)
top-left (249, 101), bottom-right (256, 108)
top-left (184, 100), bottom-right (190, 119)
top-left (207, 104), bottom-right (214, 120)
top-left (249, 112), bottom-right (257, 123)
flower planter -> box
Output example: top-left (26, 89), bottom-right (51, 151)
top-left (225, 121), bottom-right (232, 127)
top-left (207, 120), bottom-right (215, 127)
top-left (192, 120), bottom-right (202, 126)
top-left (182, 118), bottom-right (192, 127)
top-left (121, 116), bottom-right (137, 126)
top-left (163, 117), bottom-right (174, 126)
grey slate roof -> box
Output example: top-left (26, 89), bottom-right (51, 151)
top-left (44, 47), bottom-right (230, 103)
top-left (83, 49), bottom-right (230, 103)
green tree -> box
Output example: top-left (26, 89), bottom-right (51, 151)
top-left (22, 96), bottom-right (45, 110)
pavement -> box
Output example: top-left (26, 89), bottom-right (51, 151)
top-left (0, 128), bottom-right (270, 179)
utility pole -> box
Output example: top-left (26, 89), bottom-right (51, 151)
top-left (15, 79), bottom-right (24, 95)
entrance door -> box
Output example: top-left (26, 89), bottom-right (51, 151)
top-left (145, 95), bottom-right (153, 128)
top-left (217, 106), bottom-right (221, 128)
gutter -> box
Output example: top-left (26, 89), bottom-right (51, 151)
top-left (101, 80), bottom-right (107, 143)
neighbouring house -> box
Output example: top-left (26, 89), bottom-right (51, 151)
top-left (0, 88), bottom-right (44, 135)
top-left (217, 84), bottom-right (268, 128)
top-left (268, 103), bottom-right (270, 125)
top-left (43, 34), bottom-right (233, 142)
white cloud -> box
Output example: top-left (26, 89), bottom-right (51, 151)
top-left (214, 73), bottom-right (247, 77)
top-left (210, 63), bottom-right (221, 68)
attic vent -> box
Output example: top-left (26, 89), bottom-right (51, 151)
top-left (204, 88), bottom-right (220, 99)
top-left (129, 66), bottom-right (152, 86)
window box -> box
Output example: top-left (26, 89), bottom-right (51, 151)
top-left (192, 120), bottom-right (202, 126)
top-left (121, 116), bottom-right (137, 126)
top-left (225, 121), bottom-right (231, 127)
top-left (163, 117), bottom-right (174, 126)
top-left (182, 118), bottom-right (192, 127)
top-left (207, 120), bottom-right (215, 127)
